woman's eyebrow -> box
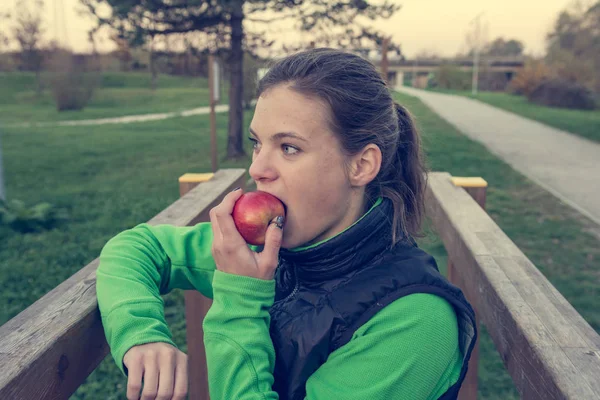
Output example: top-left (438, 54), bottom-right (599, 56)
top-left (249, 127), bottom-right (308, 143)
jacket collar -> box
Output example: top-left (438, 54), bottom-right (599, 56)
top-left (279, 198), bottom-right (396, 283)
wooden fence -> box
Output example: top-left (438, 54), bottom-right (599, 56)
top-left (0, 169), bottom-right (598, 399)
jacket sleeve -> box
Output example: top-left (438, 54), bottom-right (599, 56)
top-left (96, 222), bottom-right (216, 374)
top-left (203, 270), bottom-right (279, 399)
top-left (202, 270), bottom-right (462, 400)
top-left (305, 293), bottom-right (463, 399)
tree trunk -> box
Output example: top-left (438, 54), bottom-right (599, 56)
top-left (35, 58), bottom-right (43, 99)
top-left (226, 0), bottom-right (246, 159)
top-left (150, 37), bottom-right (157, 91)
top-left (0, 132), bottom-right (6, 202)
top-left (30, 49), bottom-right (44, 99)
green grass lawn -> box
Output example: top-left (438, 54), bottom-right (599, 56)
top-left (429, 89), bottom-right (600, 143)
top-left (0, 91), bottom-right (598, 399)
top-left (0, 71), bottom-right (228, 124)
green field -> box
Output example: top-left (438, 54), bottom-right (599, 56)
top-left (430, 89), bottom-right (600, 143)
top-left (0, 71), bottom-right (228, 124)
top-left (0, 78), bottom-right (598, 399)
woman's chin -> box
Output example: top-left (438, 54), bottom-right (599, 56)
top-left (281, 231), bottom-right (302, 250)
top-left (281, 236), bottom-right (294, 250)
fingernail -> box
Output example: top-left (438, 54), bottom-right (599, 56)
top-left (231, 187), bottom-right (241, 192)
top-left (270, 215), bottom-right (285, 229)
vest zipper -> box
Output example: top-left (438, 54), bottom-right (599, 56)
top-left (276, 264), bottom-right (299, 304)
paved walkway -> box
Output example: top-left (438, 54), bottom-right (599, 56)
top-left (7, 104), bottom-right (230, 128)
top-left (398, 86), bottom-right (600, 226)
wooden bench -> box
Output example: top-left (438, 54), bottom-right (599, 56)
top-left (1, 169), bottom-right (598, 399)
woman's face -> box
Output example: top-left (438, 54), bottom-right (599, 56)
top-left (248, 84), bottom-right (362, 249)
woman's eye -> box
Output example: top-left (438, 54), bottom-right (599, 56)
top-left (282, 144), bottom-right (300, 155)
top-left (248, 137), bottom-right (260, 150)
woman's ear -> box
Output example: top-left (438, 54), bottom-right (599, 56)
top-left (348, 144), bottom-right (382, 187)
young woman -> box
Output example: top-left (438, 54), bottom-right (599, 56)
top-left (97, 48), bottom-right (477, 400)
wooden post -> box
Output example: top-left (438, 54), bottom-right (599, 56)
top-left (448, 176), bottom-right (487, 400)
top-left (178, 173), bottom-right (215, 400)
top-left (208, 55), bottom-right (218, 173)
top-left (381, 36), bottom-right (390, 84)
top-left (179, 171), bottom-right (249, 400)
top-left (179, 173), bottom-right (215, 197)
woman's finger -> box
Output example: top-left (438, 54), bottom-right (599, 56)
top-left (209, 206), bottom-right (222, 247)
top-left (156, 351), bottom-right (176, 400)
top-left (213, 189), bottom-right (245, 240)
top-left (259, 216), bottom-right (284, 275)
top-left (140, 359), bottom-right (159, 400)
top-left (126, 364), bottom-right (144, 400)
top-left (173, 353), bottom-right (189, 400)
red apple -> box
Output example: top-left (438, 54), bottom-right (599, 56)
top-left (232, 191), bottom-right (286, 245)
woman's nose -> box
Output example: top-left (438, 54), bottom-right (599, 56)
top-left (249, 149), bottom-right (277, 182)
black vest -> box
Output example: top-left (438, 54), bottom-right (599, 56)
top-left (269, 199), bottom-right (477, 400)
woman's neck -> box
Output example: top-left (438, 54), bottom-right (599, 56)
top-left (302, 191), bottom-right (366, 248)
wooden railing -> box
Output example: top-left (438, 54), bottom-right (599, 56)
top-left (0, 168), bottom-right (246, 400)
top-left (427, 172), bottom-right (600, 399)
top-left (0, 169), bottom-right (598, 399)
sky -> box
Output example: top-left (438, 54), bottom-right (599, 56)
top-left (0, 0), bottom-right (575, 58)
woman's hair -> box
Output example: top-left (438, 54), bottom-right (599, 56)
top-left (257, 48), bottom-right (428, 244)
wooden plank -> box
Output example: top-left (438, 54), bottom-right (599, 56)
top-left (425, 172), bottom-right (600, 399)
top-left (0, 261), bottom-right (108, 400)
top-left (0, 168), bottom-right (246, 400)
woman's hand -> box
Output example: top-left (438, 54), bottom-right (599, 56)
top-left (123, 342), bottom-right (188, 400)
top-left (209, 189), bottom-right (284, 280)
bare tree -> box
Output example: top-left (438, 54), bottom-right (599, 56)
top-left (0, 12), bottom-right (13, 71)
top-left (463, 13), bottom-right (489, 57)
top-left (110, 33), bottom-right (132, 72)
top-left (13, 0), bottom-right (45, 96)
top-left (414, 49), bottom-right (442, 61)
top-left (147, 33), bottom-right (158, 90)
top-left (0, 13), bottom-right (9, 45)
top-left (484, 38), bottom-right (524, 57)
top-left (463, 12), bottom-right (489, 94)
top-left (546, 1), bottom-right (600, 91)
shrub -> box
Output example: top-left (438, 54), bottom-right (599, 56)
top-left (548, 49), bottom-right (599, 95)
top-left (0, 53), bottom-right (16, 72)
top-left (527, 78), bottom-right (597, 110)
top-left (508, 59), bottom-right (551, 96)
top-left (479, 71), bottom-right (510, 92)
top-left (430, 65), bottom-right (471, 91)
top-left (49, 51), bottom-right (100, 111)
top-left (0, 199), bottom-right (68, 233)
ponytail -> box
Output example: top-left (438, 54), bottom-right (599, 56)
top-left (376, 103), bottom-right (428, 244)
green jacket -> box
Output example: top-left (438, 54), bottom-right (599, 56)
top-left (97, 222), bottom-right (462, 399)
